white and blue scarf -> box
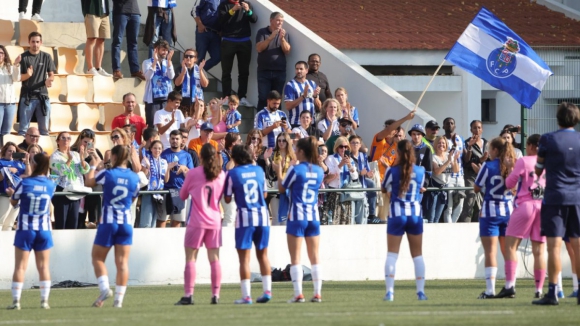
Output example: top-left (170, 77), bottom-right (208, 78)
top-left (151, 58), bottom-right (171, 100)
top-left (181, 65), bottom-right (204, 101)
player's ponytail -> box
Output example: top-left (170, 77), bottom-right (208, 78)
top-left (397, 139), bottom-right (416, 198)
top-left (490, 137), bottom-right (515, 179)
top-left (295, 136), bottom-right (318, 164)
top-left (30, 153), bottom-right (50, 177)
top-left (111, 145), bottom-right (129, 169)
top-left (201, 143), bottom-right (221, 181)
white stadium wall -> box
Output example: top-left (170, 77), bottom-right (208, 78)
top-left (0, 225), bottom-right (573, 289)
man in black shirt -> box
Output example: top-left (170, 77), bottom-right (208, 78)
top-left (255, 12), bottom-right (291, 111)
top-left (18, 32), bottom-right (55, 136)
top-left (306, 53), bottom-right (332, 112)
top-left (18, 127), bottom-right (43, 152)
top-left (218, 0), bottom-right (257, 105)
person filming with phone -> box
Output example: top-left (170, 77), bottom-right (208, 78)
top-left (254, 90), bottom-right (290, 149)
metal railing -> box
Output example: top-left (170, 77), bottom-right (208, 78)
top-left (2, 187), bottom-right (474, 197)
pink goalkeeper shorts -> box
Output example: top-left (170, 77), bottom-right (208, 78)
top-left (184, 227), bottom-right (222, 249)
top-left (505, 200), bottom-right (545, 243)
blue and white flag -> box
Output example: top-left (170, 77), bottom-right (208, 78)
top-left (445, 7), bottom-right (552, 108)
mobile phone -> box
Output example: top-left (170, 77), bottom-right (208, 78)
top-left (508, 127), bottom-right (519, 133)
top-left (450, 146), bottom-right (456, 153)
top-left (12, 152), bottom-right (26, 160)
top-left (344, 150), bottom-right (351, 157)
top-left (318, 147), bottom-right (323, 155)
top-left (289, 134), bottom-right (297, 140)
top-left (87, 142), bottom-right (94, 149)
top-left (280, 117), bottom-right (287, 123)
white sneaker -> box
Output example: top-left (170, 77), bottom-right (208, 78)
top-left (97, 68), bottom-right (112, 77)
top-left (88, 67), bottom-right (99, 76)
top-left (40, 300), bottom-right (50, 309)
top-left (19, 12), bottom-right (26, 20)
top-left (31, 14), bottom-right (44, 22)
top-left (239, 97), bottom-right (254, 107)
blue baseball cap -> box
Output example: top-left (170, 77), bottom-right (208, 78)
top-left (408, 123), bottom-right (426, 136)
top-left (200, 122), bottom-right (214, 131)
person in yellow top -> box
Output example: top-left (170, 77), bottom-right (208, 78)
top-left (188, 122), bottom-right (219, 155)
top-left (368, 111), bottom-right (415, 222)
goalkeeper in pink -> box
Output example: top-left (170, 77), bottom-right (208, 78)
top-left (495, 134), bottom-right (546, 299)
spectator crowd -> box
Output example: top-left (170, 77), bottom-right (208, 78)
top-left (0, 0), bottom-right (529, 230)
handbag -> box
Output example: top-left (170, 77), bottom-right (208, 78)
top-left (340, 179), bottom-right (365, 202)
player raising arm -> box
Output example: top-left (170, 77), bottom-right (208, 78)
top-left (474, 137), bottom-right (516, 299)
top-left (85, 145), bottom-right (140, 308)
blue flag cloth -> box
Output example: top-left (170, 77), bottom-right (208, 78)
top-left (445, 7), bottom-right (553, 108)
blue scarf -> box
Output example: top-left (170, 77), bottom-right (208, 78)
top-left (146, 153), bottom-right (166, 191)
top-left (181, 65), bottom-right (204, 101)
top-left (151, 58), bottom-right (170, 100)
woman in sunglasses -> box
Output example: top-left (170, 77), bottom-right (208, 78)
top-left (323, 136), bottom-right (358, 225)
top-left (105, 128), bottom-right (141, 173)
top-left (268, 132), bottom-right (296, 225)
top-left (49, 132), bottom-right (90, 229)
top-left (174, 49), bottom-right (209, 110)
top-left (71, 129), bottom-right (104, 229)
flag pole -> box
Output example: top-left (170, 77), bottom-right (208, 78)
top-left (403, 59), bottom-right (446, 131)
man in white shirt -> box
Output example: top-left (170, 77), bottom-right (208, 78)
top-left (154, 91), bottom-right (185, 149)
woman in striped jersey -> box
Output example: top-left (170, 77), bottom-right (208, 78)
top-left (224, 145), bottom-right (273, 304)
top-left (381, 140), bottom-right (428, 302)
top-left (273, 136), bottom-right (324, 303)
top-left (85, 145), bottom-right (141, 308)
top-left (6, 153), bottom-right (55, 310)
top-left (473, 137), bottom-right (516, 299)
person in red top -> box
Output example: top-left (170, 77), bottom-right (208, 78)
top-left (111, 93), bottom-right (147, 144)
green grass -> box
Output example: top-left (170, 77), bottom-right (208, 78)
top-left (1, 279), bottom-right (578, 325)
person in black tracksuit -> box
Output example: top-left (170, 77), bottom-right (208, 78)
top-left (218, 0), bottom-right (258, 100)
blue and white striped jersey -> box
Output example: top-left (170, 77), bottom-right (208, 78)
top-left (282, 163), bottom-right (323, 222)
top-left (475, 159), bottom-right (514, 217)
top-left (254, 108), bottom-right (288, 148)
top-left (96, 168), bottom-right (140, 224)
top-left (283, 79), bottom-right (317, 125)
top-left (12, 176), bottom-right (55, 231)
top-left (226, 109), bottom-right (242, 132)
top-left (224, 164), bottom-right (270, 228)
top-left (382, 165), bottom-right (426, 218)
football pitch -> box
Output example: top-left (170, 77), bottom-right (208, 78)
top-left (1, 279), bottom-right (578, 325)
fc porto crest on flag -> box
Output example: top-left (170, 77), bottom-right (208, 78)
top-left (487, 37), bottom-right (520, 78)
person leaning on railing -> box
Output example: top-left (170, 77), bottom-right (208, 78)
top-left (323, 136), bottom-right (358, 225)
